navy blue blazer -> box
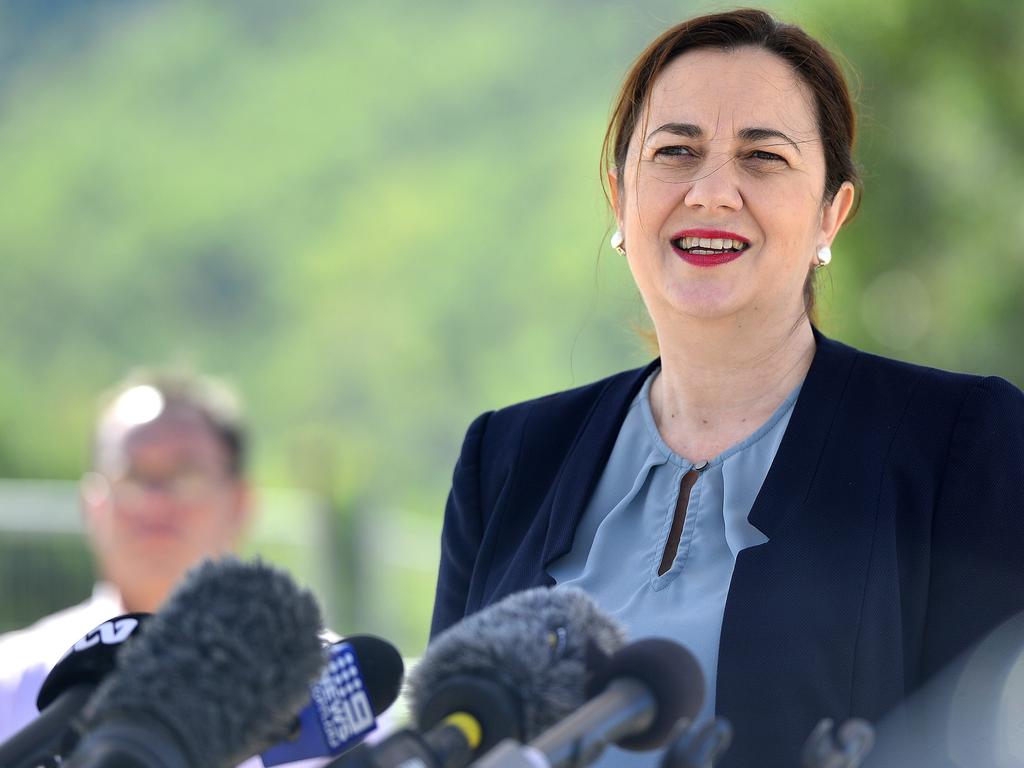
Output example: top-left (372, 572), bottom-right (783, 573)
top-left (430, 332), bottom-right (1024, 768)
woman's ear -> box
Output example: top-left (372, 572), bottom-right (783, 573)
top-left (608, 168), bottom-right (623, 229)
top-left (820, 180), bottom-right (856, 245)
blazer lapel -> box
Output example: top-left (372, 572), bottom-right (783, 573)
top-left (717, 331), bottom-right (865, 768)
top-left (747, 329), bottom-right (860, 537)
top-left (539, 359), bottom-right (661, 571)
top-left (536, 332), bottom-right (860, 573)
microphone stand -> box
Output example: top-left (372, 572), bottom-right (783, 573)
top-left (801, 718), bottom-right (875, 768)
top-left (659, 718), bottom-right (733, 768)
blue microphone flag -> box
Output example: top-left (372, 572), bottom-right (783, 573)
top-left (261, 640), bottom-right (378, 766)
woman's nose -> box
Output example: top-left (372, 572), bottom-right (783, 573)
top-left (682, 156), bottom-right (743, 211)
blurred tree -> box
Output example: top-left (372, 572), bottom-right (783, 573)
top-left (0, 0), bottom-right (1021, 649)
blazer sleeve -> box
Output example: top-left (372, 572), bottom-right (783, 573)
top-left (430, 411), bottom-right (492, 638)
top-left (922, 375), bottom-right (1024, 678)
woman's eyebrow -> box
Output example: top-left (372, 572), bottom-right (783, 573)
top-left (646, 122), bottom-right (702, 142)
top-left (737, 127), bottom-right (803, 154)
top-left (646, 122), bottom-right (803, 155)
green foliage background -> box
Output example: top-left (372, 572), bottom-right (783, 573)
top-left (1, 0), bottom-right (1022, 652)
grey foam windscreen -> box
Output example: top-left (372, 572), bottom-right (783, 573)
top-left (407, 586), bottom-right (626, 742)
top-left (79, 557), bottom-right (325, 767)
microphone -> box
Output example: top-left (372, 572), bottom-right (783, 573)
top-left (63, 557), bottom-right (326, 768)
top-left (0, 614), bottom-right (149, 768)
top-left (474, 637), bottom-right (705, 768)
top-left (863, 608), bottom-right (1024, 768)
top-left (261, 634), bottom-right (405, 766)
top-left (331, 676), bottom-right (520, 768)
top-left (410, 586), bottom-right (627, 742)
top-left (328, 586), bottom-right (627, 768)
top-left (801, 719), bottom-right (874, 768)
top-left (660, 718), bottom-right (733, 768)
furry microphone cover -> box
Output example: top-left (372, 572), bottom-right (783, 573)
top-left (405, 585), bottom-right (626, 741)
top-left (76, 557), bottom-right (326, 767)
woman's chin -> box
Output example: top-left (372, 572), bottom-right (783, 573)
top-left (657, 284), bottom-right (748, 322)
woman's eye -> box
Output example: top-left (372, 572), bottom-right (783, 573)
top-left (748, 149), bottom-right (786, 162)
top-left (653, 145), bottom-right (696, 159)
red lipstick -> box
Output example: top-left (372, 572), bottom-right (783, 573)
top-left (671, 229), bottom-right (751, 267)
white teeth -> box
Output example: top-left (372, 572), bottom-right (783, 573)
top-left (676, 236), bottom-right (747, 251)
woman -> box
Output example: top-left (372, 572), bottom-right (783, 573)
top-left (430, 9), bottom-right (1024, 767)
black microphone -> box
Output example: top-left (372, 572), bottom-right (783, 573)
top-left (0, 614), bottom-right (149, 768)
top-left (63, 557), bottom-right (326, 768)
top-left (331, 676), bottom-right (521, 768)
top-left (475, 637), bottom-right (705, 768)
top-left (341, 635), bottom-right (405, 717)
top-left (328, 586), bottom-right (627, 768)
top-left (261, 634), bottom-right (405, 765)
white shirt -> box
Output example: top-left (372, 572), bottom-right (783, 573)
top-left (0, 584), bottom-right (299, 767)
top-left (0, 582), bottom-right (124, 741)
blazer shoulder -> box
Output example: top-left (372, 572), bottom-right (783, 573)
top-left (482, 363), bottom-right (657, 441)
top-left (847, 342), bottom-right (1022, 404)
top-left (970, 372), bottom-right (1024, 404)
top-left (459, 363), bottom-right (657, 504)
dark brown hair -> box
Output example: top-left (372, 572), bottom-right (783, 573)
top-left (602, 8), bottom-right (861, 316)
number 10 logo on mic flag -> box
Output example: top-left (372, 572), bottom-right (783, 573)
top-left (262, 640), bottom-right (378, 766)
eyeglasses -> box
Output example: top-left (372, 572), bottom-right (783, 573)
top-left (108, 469), bottom-right (233, 505)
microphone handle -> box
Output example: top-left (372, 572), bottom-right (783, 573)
top-left (325, 729), bottom-right (437, 768)
top-left (660, 719), bottom-right (733, 768)
top-left (63, 716), bottom-right (192, 768)
top-left (426, 719), bottom-right (477, 768)
top-left (529, 678), bottom-right (655, 768)
top-left (328, 720), bottom-right (477, 768)
top-left (470, 739), bottom-right (550, 768)
top-left (0, 683), bottom-right (94, 768)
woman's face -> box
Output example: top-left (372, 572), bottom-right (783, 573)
top-left (611, 46), bottom-right (854, 326)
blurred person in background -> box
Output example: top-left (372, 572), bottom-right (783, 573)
top-left (431, 8), bottom-right (1024, 768)
top-left (0, 369), bottom-right (251, 740)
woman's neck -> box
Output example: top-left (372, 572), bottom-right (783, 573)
top-left (648, 314), bottom-right (815, 462)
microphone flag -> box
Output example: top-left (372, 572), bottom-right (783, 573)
top-left (262, 639), bottom-right (379, 766)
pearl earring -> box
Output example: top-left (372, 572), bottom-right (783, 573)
top-left (610, 230), bottom-right (626, 255)
top-left (815, 245), bottom-right (832, 268)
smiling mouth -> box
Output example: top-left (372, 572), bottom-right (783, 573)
top-left (672, 236), bottom-right (750, 256)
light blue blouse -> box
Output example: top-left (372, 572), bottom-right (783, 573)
top-left (548, 370), bottom-right (801, 767)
